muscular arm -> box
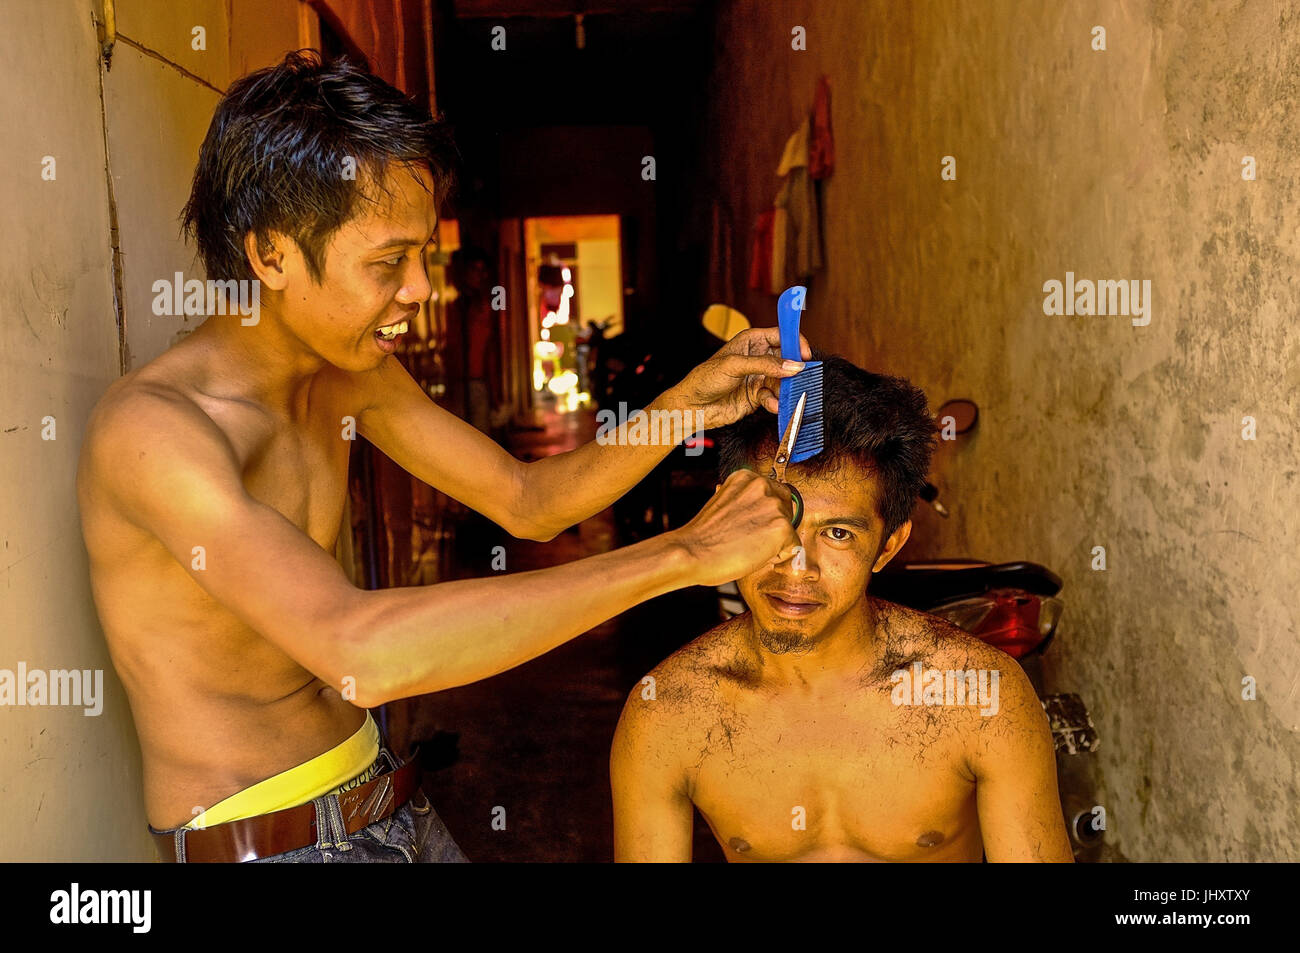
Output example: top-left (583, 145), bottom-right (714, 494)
top-left (970, 662), bottom-right (1074, 862)
top-left (355, 355), bottom-right (684, 541)
top-left (84, 388), bottom-right (797, 710)
top-left (354, 328), bottom-right (808, 541)
top-left (610, 683), bottom-right (694, 862)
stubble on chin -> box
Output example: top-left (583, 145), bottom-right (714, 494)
top-left (755, 622), bottom-right (814, 656)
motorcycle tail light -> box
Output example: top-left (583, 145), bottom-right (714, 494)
top-left (930, 591), bottom-right (1048, 659)
top-left (975, 591), bottom-right (1048, 659)
top-left (928, 591), bottom-right (1058, 659)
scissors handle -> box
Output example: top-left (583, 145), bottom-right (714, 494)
top-left (782, 482), bottom-right (803, 530)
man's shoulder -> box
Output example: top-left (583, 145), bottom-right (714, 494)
top-left (615, 615), bottom-right (752, 739)
top-left (611, 616), bottom-right (755, 785)
top-left (84, 373), bottom-right (217, 467)
top-left (92, 368), bottom-right (189, 416)
top-left (870, 598), bottom-right (1041, 727)
top-left (642, 613), bottom-right (756, 704)
top-left (79, 369), bottom-right (243, 525)
top-left (871, 598), bottom-right (1017, 673)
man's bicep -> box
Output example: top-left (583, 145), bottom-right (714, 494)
top-left (610, 692), bottom-right (694, 862)
top-left (93, 393), bottom-right (362, 687)
top-left (352, 357), bottom-right (531, 534)
top-left (972, 668), bottom-right (1074, 862)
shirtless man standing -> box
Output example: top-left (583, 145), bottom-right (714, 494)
top-left (76, 52), bottom-right (807, 862)
top-left (611, 356), bottom-right (1074, 862)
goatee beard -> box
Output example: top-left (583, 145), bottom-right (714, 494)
top-left (757, 627), bottom-right (811, 655)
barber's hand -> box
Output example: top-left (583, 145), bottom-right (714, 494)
top-left (670, 470), bottom-right (802, 588)
top-left (663, 327), bottom-right (813, 431)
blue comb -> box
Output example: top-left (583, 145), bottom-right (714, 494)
top-left (776, 286), bottom-right (823, 464)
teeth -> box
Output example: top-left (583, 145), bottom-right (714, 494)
top-left (377, 320), bottom-right (409, 341)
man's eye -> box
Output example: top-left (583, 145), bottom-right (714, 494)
top-left (826, 527), bottom-right (855, 542)
top-left (381, 255), bottom-right (403, 267)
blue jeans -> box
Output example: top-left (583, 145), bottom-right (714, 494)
top-left (152, 746), bottom-right (470, 863)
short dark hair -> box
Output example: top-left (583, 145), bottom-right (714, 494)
top-left (181, 50), bottom-right (459, 283)
top-left (717, 354), bottom-right (936, 537)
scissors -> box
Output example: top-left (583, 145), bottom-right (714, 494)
top-left (769, 391), bottom-right (806, 529)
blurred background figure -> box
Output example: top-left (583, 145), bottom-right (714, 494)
top-left (447, 246), bottom-right (501, 435)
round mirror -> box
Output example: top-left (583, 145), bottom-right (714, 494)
top-left (935, 399), bottom-right (979, 435)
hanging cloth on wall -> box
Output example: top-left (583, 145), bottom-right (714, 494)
top-left (748, 207), bottom-right (776, 293)
top-left (772, 117), bottom-right (823, 288)
top-left (770, 193), bottom-right (789, 293)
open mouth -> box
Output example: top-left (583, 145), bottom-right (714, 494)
top-left (375, 319), bottom-right (409, 342)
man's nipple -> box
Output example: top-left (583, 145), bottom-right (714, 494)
top-left (916, 830), bottom-right (945, 848)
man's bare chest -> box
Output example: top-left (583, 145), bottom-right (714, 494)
top-left (238, 423), bottom-right (352, 550)
top-left (200, 387), bottom-right (358, 551)
top-left (688, 692), bottom-right (980, 861)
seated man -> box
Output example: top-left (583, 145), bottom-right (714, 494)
top-left (611, 356), bottom-right (1073, 862)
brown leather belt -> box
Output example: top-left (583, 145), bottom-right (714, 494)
top-left (152, 757), bottom-right (423, 863)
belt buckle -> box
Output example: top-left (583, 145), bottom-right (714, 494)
top-left (348, 774), bottom-right (394, 826)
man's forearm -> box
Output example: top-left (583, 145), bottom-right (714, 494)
top-left (340, 531), bottom-right (697, 706)
top-left (514, 388), bottom-right (691, 536)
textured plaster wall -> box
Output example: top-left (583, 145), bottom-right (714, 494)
top-left (0, 0), bottom-right (135, 862)
top-left (702, 0), bottom-right (1300, 861)
top-left (0, 0), bottom-right (309, 860)
top-left (109, 0), bottom-right (312, 368)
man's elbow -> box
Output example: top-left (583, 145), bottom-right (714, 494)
top-left (325, 596), bottom-right (405, 709)
top-left (505, 513), bottom-right (563, 542)
top-left (323, 639), bottom-right (386, 711)
top-left (346, 671), bottom-right (397, 711)
top-left (504, 460), bottom-right (566, 541)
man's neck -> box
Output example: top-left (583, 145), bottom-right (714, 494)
top-left (192, 306), bottom-right (327, 418)
top-left (743, 597), bottom-right (882, 692)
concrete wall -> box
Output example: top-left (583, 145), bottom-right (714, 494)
top-left (0, 0), bottom-right (133, 863)
top-left (700, 0), bottom-right (1299, 861)
top-left (109, 0), bottom-right (315, 368)
top-left (0, 0), bottom-right (310, 861)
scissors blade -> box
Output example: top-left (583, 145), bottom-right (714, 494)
top-left (771, 391), bottom-right (807, 482)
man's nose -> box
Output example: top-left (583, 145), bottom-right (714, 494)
top-left (774, 536), bottom-right (819, 579)
top-left (396, 257), bottom-right (432, 306)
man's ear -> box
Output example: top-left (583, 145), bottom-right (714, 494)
top-left (872, 519), bottom-right (912, 573)
top-left (243, 230), bottom-right (290, 291)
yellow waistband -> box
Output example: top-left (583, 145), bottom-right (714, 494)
top-left (186, 711), bottom-right (381, 829)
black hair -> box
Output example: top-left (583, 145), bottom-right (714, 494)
top-left (181, 50), bottom-right (459, 283)
top-left (717, 353), bottom-right (936, 537)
